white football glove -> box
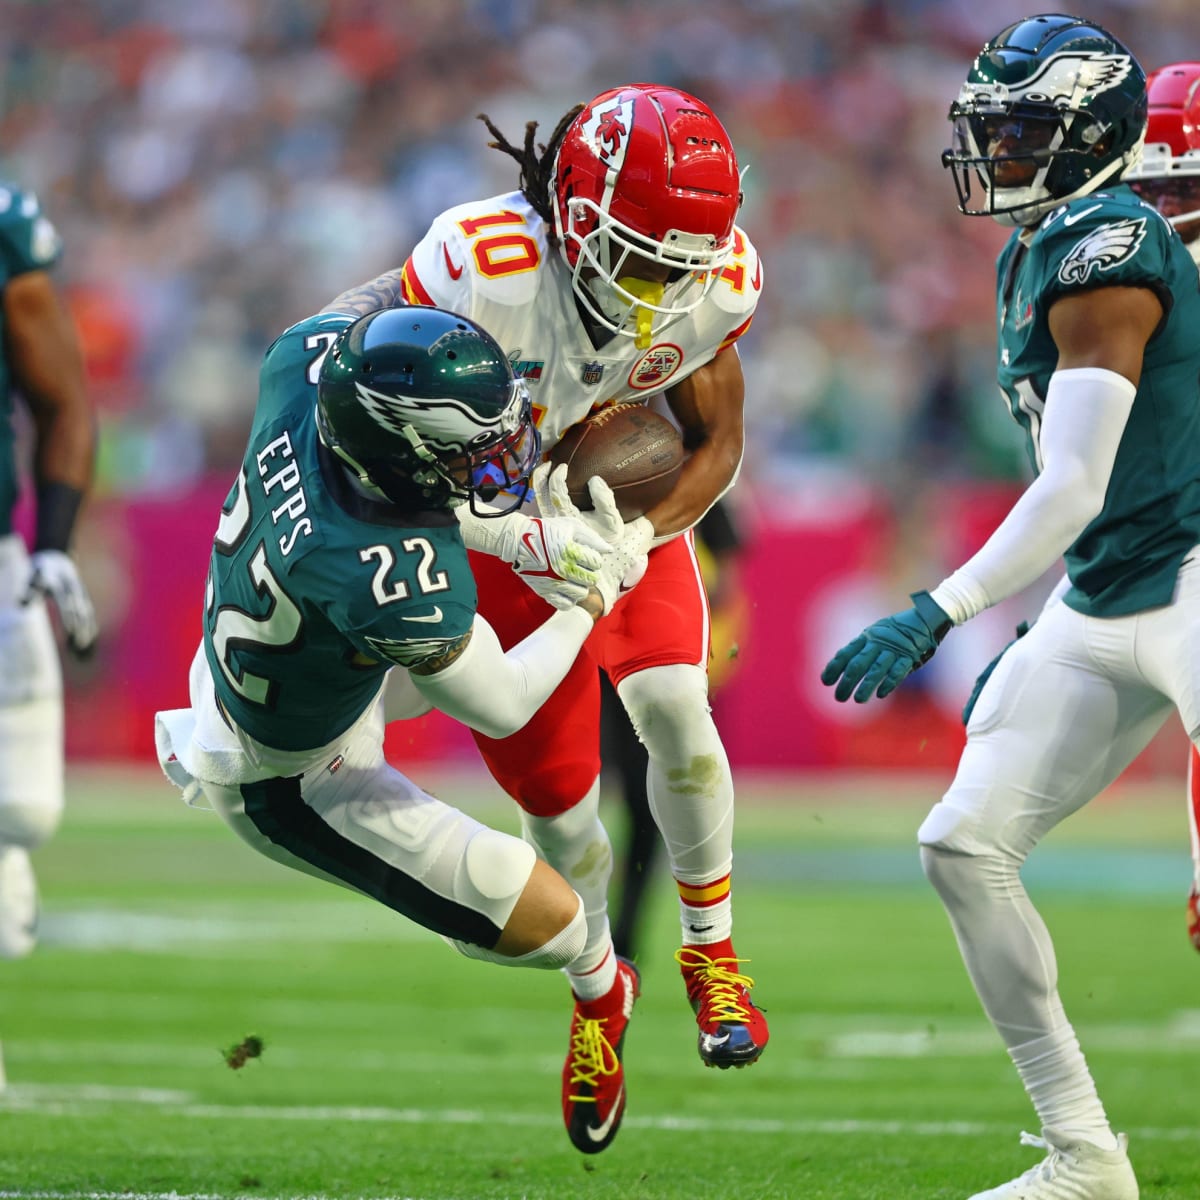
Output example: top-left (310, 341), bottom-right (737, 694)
top-left (22, 549), bottom-right (98, 658)
top-left (592, 543), bottom-right (650, 615)
top-left (455, 477), bottom-right (612, 609)
top-left (535, 465), bottom-right (653, 593)
top-left (535, 467), bottom-right (654, 613)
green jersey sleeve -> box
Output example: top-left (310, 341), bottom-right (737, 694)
top-left (1030, 190), bottom-right (1174, 310)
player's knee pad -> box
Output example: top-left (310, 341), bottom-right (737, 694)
top-left (0, 796), bottom-right (62, 849)
top-left (455, 825), bottom-right (538, 924)
top-left (446, 892), bottom-right (586, 970)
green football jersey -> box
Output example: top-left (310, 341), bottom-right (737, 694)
top-left (0, 184), bottom-right (64, 534)
top-left (203, 313), bottom-right (478, 752)
top-left (995, 184), bottom-right (1200, 616)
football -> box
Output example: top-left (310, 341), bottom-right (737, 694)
top-left (548, 403), bottom-right (685, 521)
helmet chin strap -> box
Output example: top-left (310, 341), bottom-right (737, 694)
top-left (616, 277), bottom-right (666, 349)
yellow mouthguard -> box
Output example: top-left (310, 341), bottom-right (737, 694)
top-left (616, 277), bottom-right (665, 349)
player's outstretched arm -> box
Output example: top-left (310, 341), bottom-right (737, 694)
top-left (821, 591), bottom-right (953, 703)
top-left (409, 607), bottom-right (595, 739)
top-left (409, 533), bottom-right (643, 737)
top-left (7, 268), bottom-right (98, 657)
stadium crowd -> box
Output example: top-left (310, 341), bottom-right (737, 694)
top-left (3, 0), bottom-right (1199, 766)
top-left (2, 0), bottom-right (1192, 505)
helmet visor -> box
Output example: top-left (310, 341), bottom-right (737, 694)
top-left (447, 380), bottom-right (541, 516)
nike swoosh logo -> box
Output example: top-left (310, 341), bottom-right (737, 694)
top-left (701, 1032), bottom-right (731, 1050)
top-left (520, 530), bottom-right (548, 569)
top-left (1062, 204), bottom-right (1102, 227)
top-left (402, 607), bottom-right (444, 623)
top-left (442, 243), bottom-right (464, 280)
top-left (585, 1084), bottom-right (624, 1143)
top-left (518, 531), bottom-right (559, 579)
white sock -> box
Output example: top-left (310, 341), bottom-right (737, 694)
top-left (567, 943), bottom-right (618, 1001)
top-left (679, 896), bottom-right (732, 944)
top-left (1009, 1030), bottom-right (1119, 1151)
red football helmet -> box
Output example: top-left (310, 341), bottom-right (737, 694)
top-left (1126, 62), bottom-right (1200, 255)
top-left (551, 83), bottom-right (742, 345)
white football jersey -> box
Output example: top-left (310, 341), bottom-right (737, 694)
top-left (399, 192), bottom-right (762, 449)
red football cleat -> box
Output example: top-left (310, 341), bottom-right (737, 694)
top-left (676, 944), bottom-right (769, 1069)
top-left (562, 957), bottom-right (640, 1153)
top-left (1187, 888), bottom-right (1200, 953)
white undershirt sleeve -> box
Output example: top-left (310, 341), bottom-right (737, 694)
top-left (929, 366), bottom-right (1137, 624)
top-left (410, 607), bottom-right (593, 738)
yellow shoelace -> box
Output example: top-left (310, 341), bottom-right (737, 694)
top-left (675, 948), bottom-right (757, 1025)
top-left (566, 1016), bottom-right (620, 1100)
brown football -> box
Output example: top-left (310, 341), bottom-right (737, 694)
top-left (548, 403), bottom-right (685, 520)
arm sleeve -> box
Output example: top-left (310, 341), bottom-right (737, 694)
top-left (930, 366), bottom-right (1136, 623)
top-left (411, 607), bottom-right (593, 738)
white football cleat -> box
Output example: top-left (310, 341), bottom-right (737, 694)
top-left (968, 1128), bottom-right (1138, 1200)
top-left (0, 845), bottom-right (39, 959)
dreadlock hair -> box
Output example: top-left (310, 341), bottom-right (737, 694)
top-left (476, 105), bottom-right (585, 239)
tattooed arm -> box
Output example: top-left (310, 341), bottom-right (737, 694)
top-left (321, 270), bottom-right (408, 316)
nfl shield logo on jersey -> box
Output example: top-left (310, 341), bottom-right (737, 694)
top-left (581, 361), bottom-right (605, 386)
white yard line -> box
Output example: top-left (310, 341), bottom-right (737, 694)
top-left (0, 1194), bottom-right (430, 1200)
top-left (2, 1087), bottom-right (1198, 1143)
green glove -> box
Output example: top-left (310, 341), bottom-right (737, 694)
top-left (821, 591), bottom-right (952, 704)
top-left (961, 621), bottom-right (1030, 726)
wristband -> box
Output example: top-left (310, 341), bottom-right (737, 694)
top-left (34, 481), bottom-right (85, 552)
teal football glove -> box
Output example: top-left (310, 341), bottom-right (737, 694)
top-left (961, 620), bottom-right (1030, 726)
top-left (821, 591), bottom-right (952, 703)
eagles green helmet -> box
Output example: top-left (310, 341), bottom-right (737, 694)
top-left (316, 307), bottom-right (539, 515)
top-left (943, 14), bottom-right (1148, 226)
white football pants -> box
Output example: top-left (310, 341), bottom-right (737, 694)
top-left (0, 535), bottom-right (63, 848)
top-left (919, 547), bottom-right (1200, 1047)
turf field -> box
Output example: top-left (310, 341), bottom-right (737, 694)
top-left (2, 765), bottom-right (1198, 1199)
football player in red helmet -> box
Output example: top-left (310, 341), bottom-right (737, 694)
top-left (1126, 62), bottom-right (1200, 262)
top-left (324, 82), bottom-right (767, 1153)
top-left (548, 84), bottom-right (742, 347)
top-left (1127, 62), bottom-right (1200, 952)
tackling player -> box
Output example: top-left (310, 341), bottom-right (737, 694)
top-left (1124, 60), bottom-right (1200, 953)
top-left (0, 181), bottom-right (97, 961)
top-left (154, 305), bottom-right (646, 1151)
top-left (822, 15), bottom-right (1200, 1199)
top-left (323, 83), bottom-right (768, 1151)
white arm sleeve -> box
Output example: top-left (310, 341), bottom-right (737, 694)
top-left (410, 608), bottom-right (593, 739)
top-left (930, 366), bottom-right (1136, 624)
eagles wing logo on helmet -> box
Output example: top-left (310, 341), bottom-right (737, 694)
top-left (1057, 218), bottom-right (1147, 285)
top-left (580, 96), bottom-right (636, 171)
top-left (354, 382), bottom-right (518, 450)
top-left (1019, 52), bottom-right (1133, 106)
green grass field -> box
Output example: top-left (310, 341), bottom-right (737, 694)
top-left (2, 765), bottom-right (1198, 1199)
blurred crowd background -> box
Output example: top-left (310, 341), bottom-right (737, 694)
top-left (3, 0), bottom-right (1195, 767)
